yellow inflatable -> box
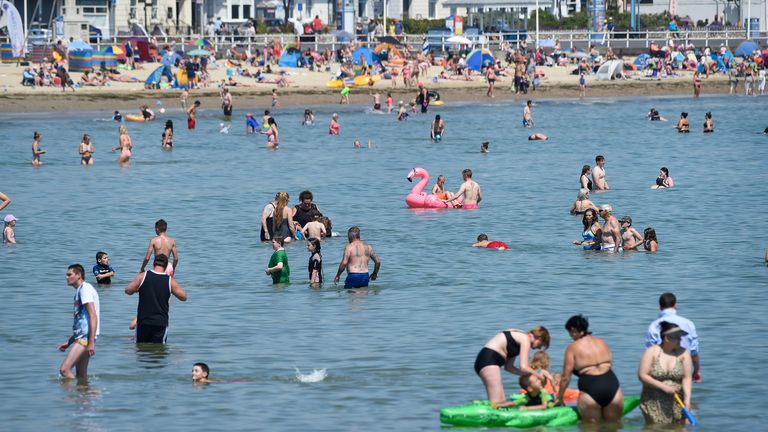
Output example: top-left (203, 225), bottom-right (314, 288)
top-left (176, 69), bottom-right (188, 87)
top-left (125, 114), bottom-right (146, 122)
top-left (326, 75), bottom-right (381, 88)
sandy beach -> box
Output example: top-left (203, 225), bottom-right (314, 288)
top-left (0, 62), bottom-right (729, 113)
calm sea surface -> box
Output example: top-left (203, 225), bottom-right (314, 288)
top-left (1, 94), bottom-right (766, 431)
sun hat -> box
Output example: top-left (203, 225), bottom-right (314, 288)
top-left (4, 214), bottom-right (17, 223)
top-left (661, 326), bottom-right (688, 337)
top-left (599, 204), bottom-right (612, 213)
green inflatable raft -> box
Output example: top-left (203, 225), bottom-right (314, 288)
top-left (440, 395), bottom-right (641, 428)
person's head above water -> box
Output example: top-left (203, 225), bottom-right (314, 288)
top-left (347, 226), bottom-right (361, 241)
top-left (581, 165), bottom-right (591, 176)
top-left (192, 362), bottom-right (209, 381)
top-left (564, 314), bottom-right (592, 337)
top-left (435, 114), bottom-right (441, 121)
top-left (577, 188), bottom-right (589, 200)
top-left (680, 112), bottom-right (688, 118)
top-left (155, 219), bottom-right (167, 234)
top-left (462, 168), bottom-right (473, 179)
top-left (476, 233), bottom-right (488, 242)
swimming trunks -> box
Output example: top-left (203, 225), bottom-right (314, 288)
top-left (373, 103), bottom-right (381, 110)
top-left (601, 243), bottom-right (623, 252)
top-left (81, 156), bottom-right (91, 164)
top-left (75, 338), bottom-right (89, 347)
top-left (271, 99), bottom-right (277, 107)
top-left (474, 347), bottom-right (505, 375)
top-left (187, 118), bottom-right (196, 129)
top-left (575, 369), bottom-right (620, 408)
top-left (136, 324), bottom-right (168, 344)
top-left (462, 203), bottom-right (479, 209)
top-left (344, 272), bottom-right (370, 289)
top-left (223, 105), bottom-right (232, 116)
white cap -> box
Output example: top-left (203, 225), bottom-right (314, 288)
top-left (599, 204), bottom-right (612, 213)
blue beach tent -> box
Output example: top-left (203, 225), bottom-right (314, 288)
top-left (278, 51), bottom-right (301, 67)
top-left (352, 46), bottom-right (376, 66)
top-left (633, 53), bottom-right (650, 68)
top-left (735, 40), bottom-right (759, 57)
top-left (465, 48), bottom-right (494, 71)
top-left (145, 65), bottom-right (173, 87)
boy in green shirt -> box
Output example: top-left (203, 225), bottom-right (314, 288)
top-left (266, 237), bottom-right (290, 284)
top-left (514, 373), bottom-right (551, 410)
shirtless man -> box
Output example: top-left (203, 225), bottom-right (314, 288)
top-left (592, 155), bottom-right (609, 191)
top-left (372, 91), bottom-right (381, 111)
top-left (334, 226), bottom-right (381, 289)
top-left (221, 88), bottom-right (233, 118)
top-left (598, 204), bottom-right (622, 253)
top-left (140, 219), bottom-right (179, 275)
top-left (186, 100), bottom-right (200, 130)
top-left (445, 169), bottom-right (483, 209)
top-left (301, 216), bottom-right (328, 239)
top-left (523, 100), bottom-right (534, 127)
top-left (431, 115), bottom-right (445, 142)
top-left (619, 216), bottom-right (644, 250)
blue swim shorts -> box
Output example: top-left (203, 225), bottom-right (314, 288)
top-left (344, 272), bottom-right (370, 289)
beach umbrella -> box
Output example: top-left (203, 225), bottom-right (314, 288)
top-left (111, 45), bottom-right (125, 55)
top-left (447, 35), bottom-right (473, 45)
top-left (376, 36), bottom-right (405, 47)
top-left (68, 40), bottom-right (92, 51)
top-left (333, 30), bottom-right (355, 42)
top-left (194, 38), bottom-right (212, 47)
top-left (735, 40), bottom-right (759, 57)
top-left (186, 48), bottom-right (210, 56)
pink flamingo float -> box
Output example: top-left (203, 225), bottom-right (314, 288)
top-left (406, 167), bottom-right (463, 209)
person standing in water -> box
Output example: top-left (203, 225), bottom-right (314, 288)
top-left (431, 115), bottom-right (445, 142)
top-left (58, 264), bottom-right (100, 380)
top-left (221, 88), bottom-right (233, 119)
top-left (592, 155), bottom-right (609, 191)
top-left (162, 120), bottom-right (174, 149)
top-left (266, 237), bottom-right (290, 284)
top-left (372, 91), bottom-right (381, 111)
top-left (31, 131), bottom-right (46, 166)
top-left (140, 219), bottom-right (179, 275)
top-left (444, 169), bottom-right (482, 209)
top-left (598, 204), bottom-right (621, 253)
top-left (186, 100), bottom-right (200, 130)
top-left (523, 100), bottom-right (534, 127)
top-left (334, 226), bottom-right (381, 289)
top-left (79, 134), bottom-right (94, 165)
top-left (114, 126), bottom-right (132, 165)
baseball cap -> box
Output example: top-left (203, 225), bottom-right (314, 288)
top-left (599, 204), bottom-right (612, 213)
top-left (4, 214), bottom-right (17, 223)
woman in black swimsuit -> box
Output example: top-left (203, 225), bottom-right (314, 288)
top-left (474, 327), bottom-right (550, 407)
top-left (580, 165), bottom-right (593, 191)
top-left (557, 315), bottom-right (624, 423)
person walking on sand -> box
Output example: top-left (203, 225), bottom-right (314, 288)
top-left (140, 219), bottom-right (179, 276)
top-left (58, 264), bottom-right (100, 380)
top-left (334, 226), bottom-right (381, 289)
top-left (486, 66), bottom-right (497, 98)
top-left (693, 71), bottom-right (701, 98)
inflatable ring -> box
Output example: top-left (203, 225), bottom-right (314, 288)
top-left (440, 395), bottom-right (640, 428)
top-left (125, 114), bottom-right (146, 122)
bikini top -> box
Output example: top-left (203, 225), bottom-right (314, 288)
top-left (503, 331), bottom-right (521, 359)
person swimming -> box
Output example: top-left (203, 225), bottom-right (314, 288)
top-left (480, 142), bottom-right (490, 153)
top-left (528, 133), bottom-right (548, 141)
top-left (113, 111), bottom-right (123, 122)
top-left (646, 108), bottom-right (665, 121)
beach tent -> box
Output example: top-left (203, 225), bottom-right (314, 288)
top-left (352, 46), bottom-right (376, 66)
top-left (465, 48), bottom-right (494, 71)
top-left (68, 40), bottom-right (92, 51)
top-left (278, 50), bottom-right (301, 67)
top-left (93, 46), bottom-right (117, 68)
top-left (145, 65), bottom-right (173, 87)
top-left (69, 49), bottom-right (94, 71)
top-left (596, 60), bottom-right (624, 80)
top-left (633, 53), bottom-right (650, 68)
top-left (735, 40), bottom-right (759, 57)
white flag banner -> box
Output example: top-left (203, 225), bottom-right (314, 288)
top-left (0, 0), bottom-right (25, 57)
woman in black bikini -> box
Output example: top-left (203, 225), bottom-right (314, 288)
top-left (557, 315), bottom-right (624, 423)
top-left (580, 165), bottom-right (593, 191)
top-left (474, 327), bottom-right (550, 407)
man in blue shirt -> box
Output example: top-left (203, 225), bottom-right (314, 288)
top-left (646, 292), bottom-right (701, 382)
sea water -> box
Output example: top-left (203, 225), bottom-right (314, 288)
top-left (0, 94), bottom-right (766, 431)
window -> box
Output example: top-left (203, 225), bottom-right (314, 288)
top-left (428, 0), bottom-right (436, 18)
top-left (167, 7), bottom-right (173, 20)
top-left (231, 4), bottom-right (239, 19)
top-left (243, 5), bottom-right (251, 18)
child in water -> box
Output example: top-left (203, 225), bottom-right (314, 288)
top-left (509, 374), bottom-right (552, 410)
top-left (303, 109), bottom-right (315, 125)
top-left (480, 142), bottom-right (490, 153)
top-left (522, 351), bottom-right (579, 402)
top-left (386, 93), bottom-right (394, 113)
top-left (92, 251), bottom-right (115, 285)
top-left (3, 214), bottom-right (17, 244)
top-left (192, 362), bottom-right (210, 383)
top-left (397, 101), bottom-right (408, 121)
top-left (245, 113), bottom-right (258, 133)
top-left (306, 237), bottom-right (323, 286)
